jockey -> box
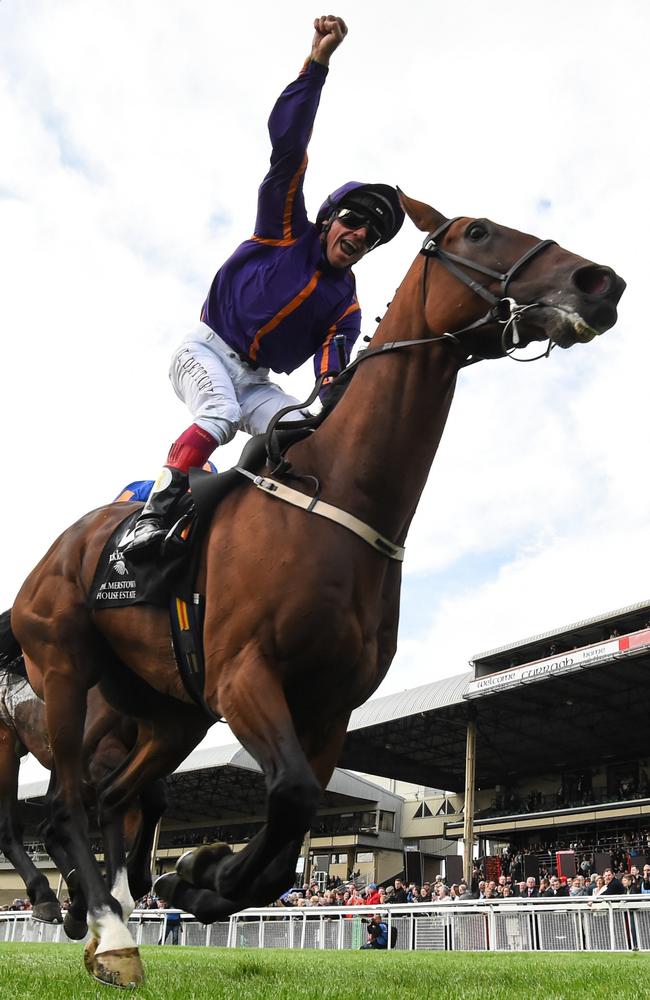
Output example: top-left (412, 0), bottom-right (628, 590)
top-left (124, 15), bottom-right (404, 559)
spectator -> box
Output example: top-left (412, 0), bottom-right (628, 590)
top-left (391, 879), bottom-right (408, 904)
top-left (620, 875), bottom-right (635, 895)
top-left (365, 883), bottom-right (381, 906)
top-left (569, 877), bottom-right (587, 897)
top-left (600, 869), bottom-right (625, 896)
top-left (592, 876), bottom-right (606, 897)
top-left (157, 898), bottom-right (181, 946)
top-left (523, 877), bottom-right (538, 899)
top-left (543, 876), bottom-right (569, 898)
top-left (360, 913), bottom-right (389, 950)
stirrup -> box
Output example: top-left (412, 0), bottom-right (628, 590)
top-left (161, 513), bottom-right (194, 557)
top-left (123, 522), bottom-right (166, 560)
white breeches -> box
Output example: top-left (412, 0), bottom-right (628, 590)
top-left (169, 323), bottom-right (306, 446)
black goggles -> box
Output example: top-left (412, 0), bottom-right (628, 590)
top-left (335, 208), bottom-right (384, 250)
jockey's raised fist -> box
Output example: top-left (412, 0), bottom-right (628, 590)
top-left (311, 15), bottom-right (348, 66)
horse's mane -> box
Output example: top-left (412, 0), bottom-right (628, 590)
top-left (0, 608), bottom-right (26, 678)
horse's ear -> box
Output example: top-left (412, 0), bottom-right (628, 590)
top-left (397, 188), bottom-right (447, 234)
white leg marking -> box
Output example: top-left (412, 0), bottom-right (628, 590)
top-left (90, 906), bottom-right (136, 954)
top-left (110, 866), bottom-right (135, 924)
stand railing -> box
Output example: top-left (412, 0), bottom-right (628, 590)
top-left (2, 897), bottom-right (649, 952)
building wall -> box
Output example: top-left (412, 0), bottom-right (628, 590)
top-left (0, 864), bottom-right (60, 907)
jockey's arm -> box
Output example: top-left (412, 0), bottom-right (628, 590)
top-left (314, 298), bottom-right (361, 382)
top-left (254, 16), bottom-right (348, 242)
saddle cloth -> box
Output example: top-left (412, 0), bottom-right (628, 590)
top-left (86, 429), bottom-right (311, 718)
top-left (0, 668), bottom-right (36, 740)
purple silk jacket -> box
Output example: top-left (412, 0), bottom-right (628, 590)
top-left (200, 60), bottom-right (361, 378)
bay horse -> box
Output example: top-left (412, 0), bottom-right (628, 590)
top-left (0, 617), bottom-right (167, 937)
top-left (10, 194), bottom-right (625, 986)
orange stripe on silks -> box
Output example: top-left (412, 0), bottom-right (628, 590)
top-left (249, 270), bottom-right (322, 360)
top-left (251, 235), bottom-right (298, 247)
top-left (339, 300), bottom-right (361, 321)
top-left (282, 152), bottom-right (308, 240)
top-left (319, 300), bottom-right (360, 374)
top-left (115, 490), bottom-right (136, 503)
top-left (176, 597), bottom-right (190, 632)
top-left (320, 324), bottom-right (337, 375)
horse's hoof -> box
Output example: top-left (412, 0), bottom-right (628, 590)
top-left (84, 937), bottom-right (99, 970)
top-left (31, 900), bottom-right (64, 924)
top-left (64, 910), bottom-right (89, 940)
top-left (153, 872), bottom-right (182, 904)
top-left (175, 842), bottom-right (232, 888)
top-left (85, 941), bottom-right (144, 990)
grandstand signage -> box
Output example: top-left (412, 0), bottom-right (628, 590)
top-left (465, 627), bottom-right (650, 699)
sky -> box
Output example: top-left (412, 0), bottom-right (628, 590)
top-left (2, 1), bottom-right (649, 784)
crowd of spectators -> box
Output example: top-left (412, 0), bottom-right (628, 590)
top-left (497, 831), bottom-right (650, 883)
top-left (0, 897), bottom-right (34, 913)
top-left (269, 864), bottom-right (650, 909)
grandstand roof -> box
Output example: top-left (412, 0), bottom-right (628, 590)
top-left (471, 598), bottom-right (650, 675)
top-left (348, 671), bottom-right (472, 731)
top-left (339, 603), bottom-right (650, 791)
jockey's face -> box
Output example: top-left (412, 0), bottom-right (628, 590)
top-left (323, 217), bottom-right (370, 269)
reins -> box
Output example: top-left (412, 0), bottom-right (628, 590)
top-left (236, 218), bottom-right (561, 560)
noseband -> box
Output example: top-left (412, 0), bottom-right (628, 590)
top-left (420, 217), bottom-right (557, 363)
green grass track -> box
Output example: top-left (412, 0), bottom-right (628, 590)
top-left (2, 944), bottom-right (650, 999)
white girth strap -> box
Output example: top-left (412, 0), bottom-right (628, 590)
top-left (235, 468), bottom-right (405, 562)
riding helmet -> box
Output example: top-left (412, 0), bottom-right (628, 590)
top-left (316, 182), bottom-right (405, 248)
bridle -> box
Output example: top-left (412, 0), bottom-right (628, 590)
top-left (419, 216), bottom-right (558, 365)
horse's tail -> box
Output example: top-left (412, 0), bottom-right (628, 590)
top-left (0, 608), bottom-right (25, 675)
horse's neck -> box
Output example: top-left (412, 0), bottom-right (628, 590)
top-left (309, 258), bottom-right (464, 542)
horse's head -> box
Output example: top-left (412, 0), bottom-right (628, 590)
top-left (400, 192), bottom-right (626, 360)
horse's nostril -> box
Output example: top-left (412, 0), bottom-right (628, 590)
top-left (573, 265), bottom-right (613, 297)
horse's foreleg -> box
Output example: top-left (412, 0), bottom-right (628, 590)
top-left (0, 723), bottom-right (62, 923)
top-left (171, 646), bottom-right (323, 914)
top-left (165, 708), bottom-right (351, 921)
top-left (250, 716), bottom-right (351, 901)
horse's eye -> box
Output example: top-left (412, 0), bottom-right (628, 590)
top-left (466, 223), bottom-right (488, 242)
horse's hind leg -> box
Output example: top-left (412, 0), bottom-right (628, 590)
top-left (34, 772), bottom-right (92, 939)
top-left (34, 650), bottom-right (143, 986)
top-left (0, 722), bottom-right (62, 923)
top-left (124, 778), bottom-right (168, 901)
top-left (89, 703), bottom-right (206, 916)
